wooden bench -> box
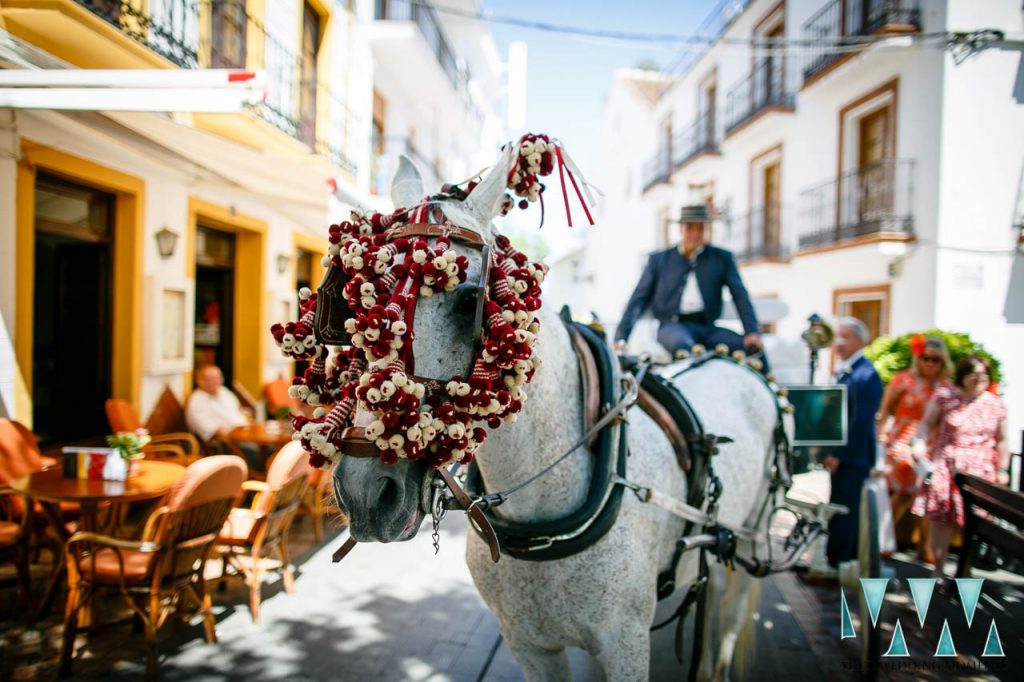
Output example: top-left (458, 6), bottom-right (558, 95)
top-left (954, 471), bottom-right (1024, 578)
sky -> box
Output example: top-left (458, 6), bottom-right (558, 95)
top-left (476, 0), bottom-right (720, 257)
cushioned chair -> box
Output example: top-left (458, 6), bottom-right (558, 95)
top-left (218, 442), bottom-right (310, 623)
top-left (0, 486), bottom-right (33, 614)
top-left (0, 419), bottom-right (77, 548)
top-left (262, 377), bottom-right (299, 420)
top-left (61, 455), bottom-right (246, 680)
top-left (105, 398), bottom-right (201, 463)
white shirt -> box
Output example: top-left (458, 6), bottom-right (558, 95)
top-left (834, 349), bottom-right (864, 380)
top-left (186, 386), bottom-right (248, 442)
top-left (679, 245), bottom-right (705, 314)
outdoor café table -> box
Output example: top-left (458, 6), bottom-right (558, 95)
top-left (10, 460), bottom-right (185, 621)
top-left (226, 422), bottom-right (293, 474)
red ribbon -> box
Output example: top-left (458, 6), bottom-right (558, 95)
top-left (555, 145), bottom-right (572, 227)
top-left (554, 145), bottom-right (594, 227)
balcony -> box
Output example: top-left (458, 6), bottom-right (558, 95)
top-left (52, 0), bottom-right (358, 174)
top-left (372, 0), bottom-right (472, 110)
top-left (798, 159), bottom-right (914, 250)
top-left (672, 110), bottom-right (719, 171)
top-left (641, 148), bottom-right (672, 193)
top-left (728, 205), bottom-right (790, 262)
top-left (724, 58), bottom-right (795, 136)
top-left (803, 0), bottom-right (921, 83)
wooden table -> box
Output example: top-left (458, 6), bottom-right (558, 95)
top-left (226, 422), bottom-right (293, 474)
top-left (11, 460), bottom-right (185, 619)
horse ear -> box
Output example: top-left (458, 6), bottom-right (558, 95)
top-left (442, 144), bottom-right (515, 234)
top-left (391, 155), bottom-right (425, 209)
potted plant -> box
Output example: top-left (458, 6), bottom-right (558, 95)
top-left (106, 428), bottom-right (152, 473)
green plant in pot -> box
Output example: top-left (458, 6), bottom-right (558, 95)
top-left (864, 329), bottom-right (1002, 386)
top-left (106, 428), bottom-right (152, 460)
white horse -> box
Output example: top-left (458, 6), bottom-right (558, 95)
top-left (332, 148), bottom-right (785, 681)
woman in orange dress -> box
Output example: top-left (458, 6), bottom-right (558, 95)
top-left (876, 336), bottom-right (952, 527)
top-left (912, 356), bottom-right (1009, 579)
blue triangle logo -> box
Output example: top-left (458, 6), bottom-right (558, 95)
top-left (955, 578), bottom-right (984, 627)
top-left (982, 620), bottom-right (1005, 657)
top-left (840, 588), bottom-right (855, 639)
top-left (884, 619), bottom-right (910, 657)
top-left (860, 578), bottom-right (889, 628)
top-left (935, 619), bottom-right (957, 657)
top-left (907, 578), bottom-right (936, 628)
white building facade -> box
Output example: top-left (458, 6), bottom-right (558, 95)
top-left (568, 0), bottom-right (1024, 440)
top-left (367, 0), bottom-right (510, 204)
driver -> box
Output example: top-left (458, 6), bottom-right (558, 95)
top-left (613, 204), bottom-right (766, 369)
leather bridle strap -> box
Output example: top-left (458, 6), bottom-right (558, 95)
top-left (437, 468), bottom-right (500, 563)
top-left (385, 222), bottom-right (486, 247)
top-left (332, 536), bottom-right (358, 563)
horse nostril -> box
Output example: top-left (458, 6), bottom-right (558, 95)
top-left (376, 476), bottom-right (399, 509)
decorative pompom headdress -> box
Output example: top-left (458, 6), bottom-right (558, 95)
top-left (272, 134), bottom-right (593, 470)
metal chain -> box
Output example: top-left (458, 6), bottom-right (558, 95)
top-left (431, 479), bottom-right (448, 555)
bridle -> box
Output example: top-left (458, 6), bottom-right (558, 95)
top-left (325, 222), bottom-right (493, 461)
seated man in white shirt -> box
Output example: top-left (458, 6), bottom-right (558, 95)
top-left (186, 365), bottom-right (259, 468)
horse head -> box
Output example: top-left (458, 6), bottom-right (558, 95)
top-left (332, 145), bottom-right (519, 543)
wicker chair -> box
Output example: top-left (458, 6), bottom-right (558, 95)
top-left (61, 455), bottom-right (246, 679)
top-left (217, 442), bottom-right (310, 623)
top-left (105, 398), bottom-right (201, 463)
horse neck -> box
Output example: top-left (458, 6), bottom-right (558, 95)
top-left (473, 304), bottom-right (591, 523)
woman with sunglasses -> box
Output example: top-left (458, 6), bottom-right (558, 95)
top-left (912, 355), bottom-right (1010, 580)
top-left (876, 336), bottom-right (953, 528)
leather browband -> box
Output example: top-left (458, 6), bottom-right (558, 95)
top-left (386, 223), bottom-right (486, 247)
top-left (339, 427), bottom-right (380, 458)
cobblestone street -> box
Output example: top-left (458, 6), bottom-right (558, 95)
top-left (2, 473), bottom-right (1022, 680)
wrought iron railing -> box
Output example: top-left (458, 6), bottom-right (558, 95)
top-left (728, 204), bottom-right (789, 261)
top-left (665, 0), bottom-right (753, 77)
top-left (672, 110), bottom-right (719, 169)
top-left (802, 0), bottom-right (921, 81)
top-left (374, 0), bottom-right (469, 96)
top-left (75, 0), bottom-right (199, 68)
top-left (798, 158), bottom-right (914, 248)
top-left (641, 148), bottom-right (672, 193)
top-left (73, 0), bottom-right (359, 174)
top-left (724, 57), bottom-right (794, 134)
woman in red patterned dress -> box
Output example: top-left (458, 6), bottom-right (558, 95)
top-left (876, 336), bottom-right (953, 528)
top-left (912, 356), bottom-right (1010, 579)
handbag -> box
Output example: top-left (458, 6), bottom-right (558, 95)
top-left (868, 474), bottom-right (898, 556)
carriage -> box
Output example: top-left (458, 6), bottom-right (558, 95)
top-left (274, 136), bottom-right (886, 680)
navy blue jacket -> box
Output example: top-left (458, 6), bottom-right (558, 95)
top-left (615, 245), bottom-right (759, 342)
top-left (833, 355), bottom-right (883, 472)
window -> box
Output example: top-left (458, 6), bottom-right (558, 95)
top-left (298, 1), bottom-right (323, 147)
top-left (211, 0), bottom-right (247, 69)
top-left (833, 284), bottom-right (891, 342)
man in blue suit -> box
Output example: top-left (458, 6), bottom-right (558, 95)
top-left (824, 318), bottom-right (883, 567)
top-left (613, 205), bottom-right (764, 362)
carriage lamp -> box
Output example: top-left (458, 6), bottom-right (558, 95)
top-left (276, 253), bottom-right (291, 274)
top-left (801, 313), bottom-right (834, 384)
top-left (155, 226), bottom-right (179, 259)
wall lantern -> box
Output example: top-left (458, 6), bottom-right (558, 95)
top-left (276, 253), bottom-right (291, 274)
top-left (155, 226), bottom-right (179, 259)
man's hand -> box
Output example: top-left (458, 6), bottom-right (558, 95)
top-left (742, 333), bottom-right (763, 352)
top-left (613, 339), bottom-right (626, 353)
top-left (822, 454), bottom-right (840, 474)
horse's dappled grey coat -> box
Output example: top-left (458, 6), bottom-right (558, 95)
top-left (333, 149), bottom-right (783, 681)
